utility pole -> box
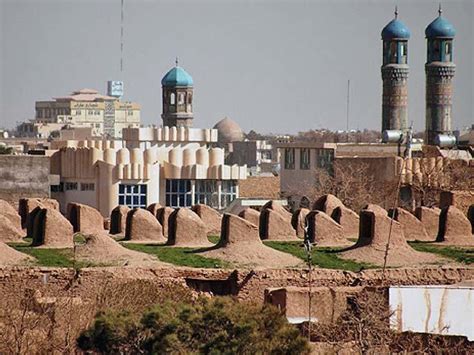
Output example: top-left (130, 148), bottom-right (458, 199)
top-left (303, 217), bottom-right (312, 341)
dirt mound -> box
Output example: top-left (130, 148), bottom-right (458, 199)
top-left (414, 206), bottom-right (441, 239)
top-left (0, 242), bottom-right (34, 266)
top-left (340, 208), bottom-right (442, 267)
top-left (291, 208), bottom-right (310, 238)
top-left (389, 207), bottom-right (431, 242)
top-left (0, 215), bottom-right (24, 242)
top-left (306, 211), bottom-right (352, 247)
top-left (0, 199), bottom-right (22, 231)
top-left (191, 204), bottom-right (222, 236)
top-left (32, 208), bottom-right (74, 249)
top-left (67, 203), bottom-right (104, 234)
top-left (436, 206), bottom-right (474, 246)
top-left (238, 208), bottom-right (260, 227)
top-left (312, 194), bottom-right (344, 215)
top-left (259, 201), bottom-right (297, 241)
top-left (19, 198), bottom-right (59, 228)
top-left (157, 207), bottom-right (174, 237)
top-left (147, 203), bottom-right (162, 217)
top-left (167, 208), bottom-right (213, 248)
top-left (200, 214), bottom-right (301, 269)
top-left (331, 206), bottom-right (360, 238)
top-left (124, 209), bottom-right (166, 243)
top-left (75, 233), bottom-right (164, 267)
top-left (110, 205), bottom-right (130, 235)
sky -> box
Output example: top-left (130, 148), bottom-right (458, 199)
top-left (0, 0), bottom-right (472, 134)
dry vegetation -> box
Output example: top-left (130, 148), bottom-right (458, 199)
top-left (301, 287), bottom-right (474, 353)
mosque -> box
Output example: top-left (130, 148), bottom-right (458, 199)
top-left (381, 5), bottom-right (457, 145)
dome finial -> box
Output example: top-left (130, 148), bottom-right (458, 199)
top-left (175, 56), bottom-right (179, 67)
top-left (394, 5), bottom-right (398, 19)
top-left (438, 3), bottom-right (442, 16)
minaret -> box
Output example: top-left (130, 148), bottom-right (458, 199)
top-left (161, 58), bottom-right (194, 128)
top-left (381, 7), bottom-right (411, 134)
top-left (425, 5), bottom-right (456, 145)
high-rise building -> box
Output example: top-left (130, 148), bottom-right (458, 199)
top-left (381, 8), bottom-right (410, 134)
top-left (425, 6), bottom-right (456, 145)
top-left (161, 60), bottom-right (194, 128)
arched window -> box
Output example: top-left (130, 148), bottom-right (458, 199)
top-left (187, 93), bottom-right (193, 104)
top-left (178, 93), bottom-right (185, 104)
top-left (400, 42), bottom-right (407, 64)
top-left (389, 42), bottom-right (397, 63)
top-left (433, 40), bottom-right (440, 61)
top-left (170, 93), bottom-right (175, 105)
top-left (445, 42), bottom-right (452, 62)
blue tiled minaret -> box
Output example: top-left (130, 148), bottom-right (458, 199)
top-left (425, 5), bottom-right (456, 145)
top-left (381, 7), bottom-right (411, 133)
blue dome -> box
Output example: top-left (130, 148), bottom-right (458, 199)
top-left (425, 16), bottom-right (456, 38)
top-left (161, 66), bottom-right (193, 87)
top-left (381, 19), bottom-right (411, 40)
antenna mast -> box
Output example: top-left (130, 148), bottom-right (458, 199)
top-left (120, 0), bottom-right (124, 75)
top-left (346, 79), bottom-right (350, 141)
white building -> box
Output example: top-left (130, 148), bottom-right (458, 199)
top-left (50, 127), bottom-right (246, 217)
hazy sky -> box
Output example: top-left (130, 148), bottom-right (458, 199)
top-left (0, 0), bottom-right (472, 134)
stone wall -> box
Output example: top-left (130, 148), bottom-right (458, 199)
top-left (0, 155), bottom-right (51, 207)
top-left (0, 266), bottom-right (471, 304)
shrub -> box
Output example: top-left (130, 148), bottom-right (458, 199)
top-left (77, 297), bottom-right (310, 354)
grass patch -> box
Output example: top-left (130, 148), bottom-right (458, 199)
top-left (123, 243), bottom-right (230, 269)
top-left (264, 241), bottom-right (375, 272)
top-left (8, 243), bottom-right (96, 268)
top-left (409, 242), bottom-right (474, 264)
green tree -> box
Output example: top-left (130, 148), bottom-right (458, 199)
top-left (77, 297), bottom-right (310, 355)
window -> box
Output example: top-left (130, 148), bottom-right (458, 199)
top-left (118, 184), bottom-right (147, 208)
top-left (75, 110), bottom-right (81, 115)
top-left (400, 42), bottom-right (407, 64)
top-left (300, 148), bottom-right (310, 170)
top-left (178, 93), bottom-right (185, 104)
top-left (65, 182), bottom-right (78, 191)
top-left (80, 183), bottom-right (95, 191)
top-left (195, 180), bottom-right (218, 208)
top-left (221, 180), bottom-right (237, 208)
top-left (284, 148), bottom-right (295, 169)
top-left (389, 41), bottom-right (397, 63)
top-left (127, 110), bottom-right (133, 116)
top-left (445, 42), bottom-right (452, 62)
top-left (37, 109), bottom-right (43, 118)
top-left (51, 182), bottom-right (64, 193)
top-left (166, 179), bottom-right (192, 207)
top-left (433, 40), bottom-right (440, 61)
top-left (315, 149), bottom-right (334, 175)
top-left (170, 93), bottom-right (176, 105)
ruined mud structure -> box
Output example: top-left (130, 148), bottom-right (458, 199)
top-left (191, 204), bottom-right (222, 236)
top-left (109, 205), bottom-right (130, 235)
top-left (167, 208), bottom-right (213, 248)
top-left (389, 207), bottom-right (431, 241)
top-left (238, 207), bottom-right (260, 227)
top-left (124, 208), bottom-right (166, 243)
top-left (67, 203), bottom-right (104, 235)
top-left (259, 200), bottom-right (297, 241)
top-left (31, 208), bottom-right (74, 248)
top-left (436, 205), bottom-right (474, 245)
top-left (306, 210), bottom-right (351, 246)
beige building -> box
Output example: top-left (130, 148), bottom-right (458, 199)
top-left (50, 127), bottom-right (247, 217)
top-left (17, 88), bottom-right (140, 138)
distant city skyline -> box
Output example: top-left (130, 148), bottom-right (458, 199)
top-left (0, 0), bottom-right (472, 134)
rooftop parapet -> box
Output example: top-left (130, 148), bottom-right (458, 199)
top-left (122, 126), bottom-right (218, 143)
